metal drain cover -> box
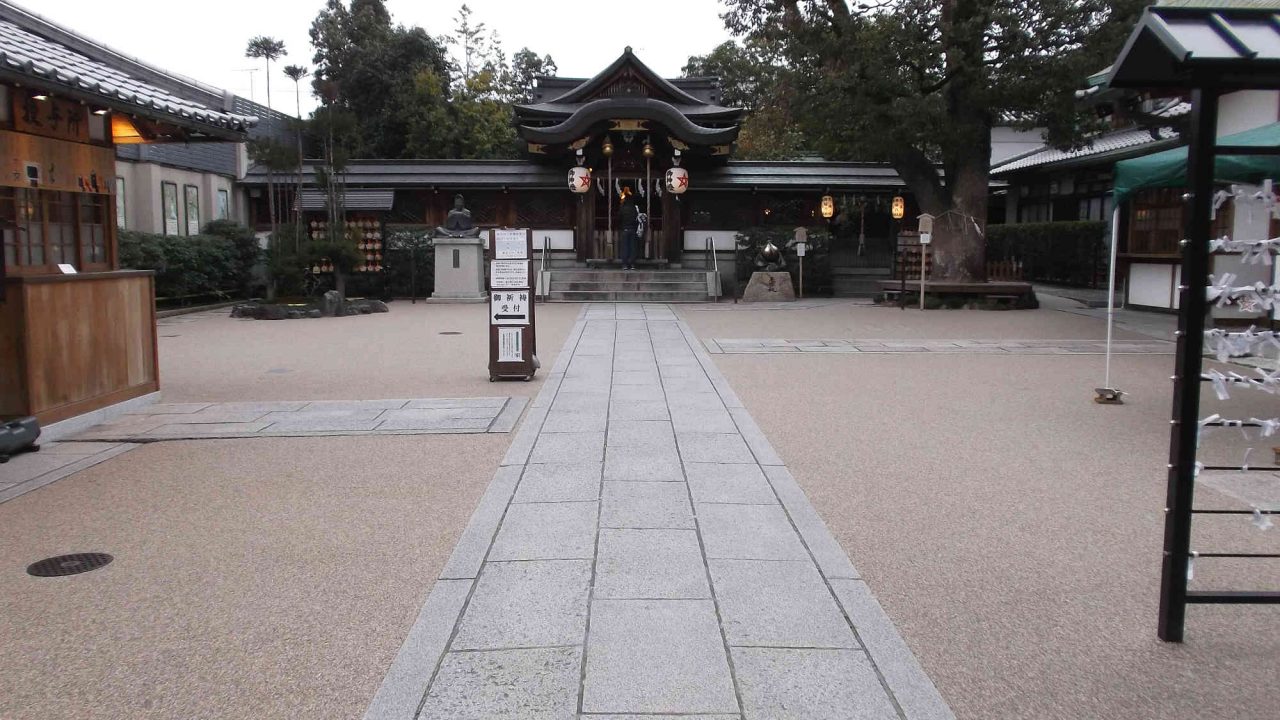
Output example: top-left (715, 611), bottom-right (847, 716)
top-left (439, 331), bottom-right (462, 335)
top-left (27, 553), bottom-right (113, 577)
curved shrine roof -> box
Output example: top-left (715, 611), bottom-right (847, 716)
top-left (514, 47), bottom-right (743, 151)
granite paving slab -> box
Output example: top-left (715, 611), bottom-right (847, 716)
top-left (0, 442), bottom-right (138, 505)
top-left (708, 337), bottom-right (1175, 355)
top-left (732, 647), bottom-right (899, 720)
top-left (451, 559), bottom-right (592, 650)
top-left (710, 559), bottom-right (858, 648)
top-left (417, 647), bottom-right (582, 720)
top-left (685, 463), bottom-right (778, 505)
top-left (512, 462), bottom-right (603, 503)
top-left (594, 529), bottom-right (710, 600)
top-left (601, 482), bottom-right (696, 529)
top-left (582, 599), bottom-right (739, 715)
top-left (75, 397), bottom-right (526, 440)
top-left (364, 305), bottom-right (953, 720)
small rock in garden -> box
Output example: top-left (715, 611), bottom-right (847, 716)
top-left (287, 310), bottom-right (303, 319)
top-left (306, 309), bottom-right (322, 318)
top-left (261, 305), bottom-right (288, 320)
top-left (321, 290), bottom-right (342, 317)
top-left (367, 300), bottom-right (390, 313)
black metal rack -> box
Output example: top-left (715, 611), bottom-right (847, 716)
top-left (1105, 5), bottom-right (1280, 642)
top-left (1158, 94), bottom-right (1280, 639)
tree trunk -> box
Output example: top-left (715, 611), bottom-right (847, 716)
top-left (265, 170), bottom-right (278, 301)
top-left (931, 133), bottom-right (990, 282)
top-left (903, 0), bottom-right (991, 283)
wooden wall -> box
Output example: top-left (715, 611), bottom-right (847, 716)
top-left (0, 271), bottom-right (157, 424)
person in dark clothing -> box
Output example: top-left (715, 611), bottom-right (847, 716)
top-left (619, 191), bottom-right (639, 270)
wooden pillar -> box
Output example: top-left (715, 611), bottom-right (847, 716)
top-left (575, 193), bottom-right (594, 263)
top-left (662, 190), bottom-right (681, 263)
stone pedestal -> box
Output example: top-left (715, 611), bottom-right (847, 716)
top-left (427, 235), bottom-right (487, 303)
top-left (742, 271), bottom-right (796, 302)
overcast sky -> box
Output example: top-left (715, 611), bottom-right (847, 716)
top-left (14, 0), bottom-right (734, 116)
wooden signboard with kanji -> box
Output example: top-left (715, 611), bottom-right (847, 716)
top-left (488, 228), bottom-right (538, 381)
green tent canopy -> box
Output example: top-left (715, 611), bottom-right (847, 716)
top-left (1113, 121), bottom-right (1280, 204)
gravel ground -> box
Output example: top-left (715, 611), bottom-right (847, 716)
top-left (156, 301), bottom-right (582, 402)
top-left (0, 302), bottom-right (580, 720)
top-left (680, 299), bottom-right (1280, 720)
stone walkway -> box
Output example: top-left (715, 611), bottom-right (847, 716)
top-left (365, 305), bottom-right (952, 720)
top-left (0, 442), bottom-right (136, 505)
top-left (74, 398), bottom-right (527, 441)
top-left (706, 338), bottom-right (1174, 355)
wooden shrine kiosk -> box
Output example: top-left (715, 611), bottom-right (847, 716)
top-left (0, 9), bottom-right (253, 425)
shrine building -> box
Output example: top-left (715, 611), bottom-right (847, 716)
top-left (245, 48), bottom-right (918, 299)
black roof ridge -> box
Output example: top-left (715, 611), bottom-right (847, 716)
top-left (545, 47), bottom-right (710, 106)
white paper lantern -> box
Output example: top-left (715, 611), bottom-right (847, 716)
top-left (568, 166), bottom-right (592, 193)
top-left (664, 166), bottom-right (689, 194)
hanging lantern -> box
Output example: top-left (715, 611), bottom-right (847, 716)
top-left (821, 195), bottom-right (835, 219)
top-left (602, 138), bottom-right (614, 157)
top-left (664, 166), bottom-right (689, 195)
top-left (643, 142), bottom-right (654, 159)
top-left (568, 166), bottom-right (592, 193)
top-left (891, 196), bottom-right (905, 220)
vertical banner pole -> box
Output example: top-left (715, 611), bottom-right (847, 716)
top-left (646, 155), bottom-right (652, 261)
top-left (1158, 88), bottom-right (1218, 643)
top-left (1104, 205), bottom-right (1121, 389)
top-left (920, 244), bottom-right (926, 311)
top-left (607, 155), bottom-right (613, 261)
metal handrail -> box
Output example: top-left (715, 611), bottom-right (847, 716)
top-left (706, 236), bottom-right (720, 299)
top-left (538, 235), bottom-right (550, 299)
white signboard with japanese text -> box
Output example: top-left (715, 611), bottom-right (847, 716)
top-left (498, 327), bottom-right (523, 362)
top-left (491, 259), bottom-right (530, 289)
top-left (490, 291), bottom-right (531, 325)
top-left (494, 229), bottom-right (528, 259)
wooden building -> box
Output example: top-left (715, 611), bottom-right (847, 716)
top-left (0, 4), bottom-right (252, 425)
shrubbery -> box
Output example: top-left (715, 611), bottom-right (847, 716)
top-left (986, 220), bottom-right (1107, 288)
top-left (117, 222), bottom-right (261, 301)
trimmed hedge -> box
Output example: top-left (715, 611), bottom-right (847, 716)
top-left (118, 222), bottom-right (260, 301)
top-left (985, 220), bottom-right (1107, 288)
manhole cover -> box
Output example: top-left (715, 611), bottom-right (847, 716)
top-left (439, 331), bottom-right (462, 335)
top-left (27, 553), bottom-right (113, 577)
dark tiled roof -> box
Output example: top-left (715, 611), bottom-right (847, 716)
top-left (299, 189), bottom-right (394, 210)
top-left (116, 142), bottom-right (238, 176)
top-left (0, 2), bottom-right (254, 137)
top-left (992, 127), bottom-right (1182, 174)
top-left (244, 159), bottom-right (907, 191)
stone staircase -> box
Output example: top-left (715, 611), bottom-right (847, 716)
top-left (543, 268), bottom-right (714, 302)
top-left (832, 266), bottom-right (893, 298)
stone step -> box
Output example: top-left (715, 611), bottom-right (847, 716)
top-left (832, 266), bottom-right (893, 277)
top-left (549, 270), bottom-right (706, 281)
top-left (546, 290), bottom-right (711, 302)
top-left (550, 281), bottom-right (709, 292)
top-left (832, 277), bottom-right (888, 298)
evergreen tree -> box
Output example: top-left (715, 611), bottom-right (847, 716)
top-left (720, 0), bottom-right (1147, 281)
